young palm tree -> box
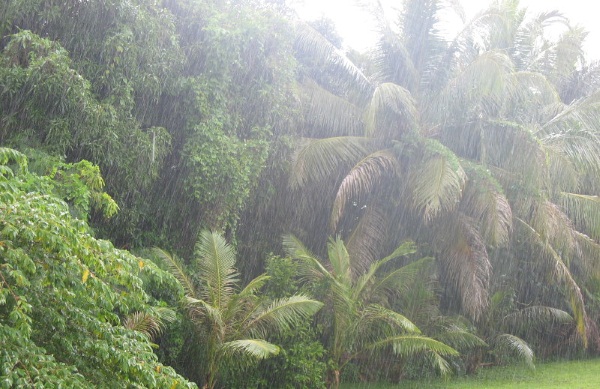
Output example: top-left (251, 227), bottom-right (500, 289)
top-left (284, 235), bottom-right (460, 388)
top-left (154, 230), bottom-right (323, 389)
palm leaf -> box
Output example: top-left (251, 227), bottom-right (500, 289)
top-left (436, 327), bottom-right (488, 351)
top-left (366, 256), bottom-right (434, 304)
top-left (237, 274), bottom-right (270, 299)
top-left (559, 193), bottom-right (600, 241)
top-left (331, 149), bottom-right (400, 231)
top-left (352, 240), bottom-right (418, 300)
top-left (282, 234), bottom-right (334, 283)
top-left (410, 141), bottom-right (466, 222)
top-left (152, 247), bottom-right (196, 298)
top-left (289, 136), bottom-right (372, 189)
top-left (361, 304), bottom-right (420, 334)
top-left (195, 230), bottom-right (239, 309)
top-left (299, 78), bottom-right (365, 137)
top-left (460, 164), bottom-right (512, 246)
top-left (294, 22), bottom-right (371, 93)
top-left (515, 217), bottom-right (587, 343)
top-left (364, 83), bottom-right (419, 137)
top-left (327, 236), bottom-right (352, 284)
top-left (345, 204), bottom-right (391, 275)
top-left (370, 335), bottom-right (459, 358)
top-left (220, 339), bottom-right (279, 360)
top-left (185, 296), bottom-right (225, 333)
top-left (244, 295), bottom-right (323, 338)
top-left (438, 215), bottom-right (491, 321)
top-left (504, 306), bottom-right (574, 333)
top-left (493, 334), bottom-right (535, 369)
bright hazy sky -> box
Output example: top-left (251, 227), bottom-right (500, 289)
top-left (293, 0), bottom-right (600, 60)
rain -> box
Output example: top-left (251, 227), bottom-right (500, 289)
top-left (1, 0), bottom-right (599, 388)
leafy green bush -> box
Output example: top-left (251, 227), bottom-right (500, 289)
top-left (0, 148), bottom-right (194, 388)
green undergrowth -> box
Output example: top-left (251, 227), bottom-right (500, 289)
top-left (341, 359), bottom-right (600, 388)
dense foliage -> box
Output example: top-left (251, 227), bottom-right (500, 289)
top-left (1, 0), bottom-right (600, 387)
top-left (0, 148), bottom-right (194, 387)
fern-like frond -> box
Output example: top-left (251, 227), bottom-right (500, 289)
top-left (283, 234), bottom-right (334, 283)
top-left (436, 327), bottom-right (488, 351)
top-left (352, 241), bottom-right (419, 300)
top-left (327, 236), bottom-right (352, 284)
top-left (366, 256), bottom-right (434, 304)
top-left (123, 311), bottom-right (163, 341)
top-left (294, 22), bottom-right (371, 93)
top-left (185, 296), bottom-right (225, 334)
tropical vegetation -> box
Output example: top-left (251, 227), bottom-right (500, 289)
top-left (1, 0), bottom-right (600, 387)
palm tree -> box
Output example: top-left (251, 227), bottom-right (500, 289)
top-left (284, 234), bottom-right (461, 388)
top-left (154, 230), bottom-right (323, 389)
top-left (288, 0), bottom-right (600, 352)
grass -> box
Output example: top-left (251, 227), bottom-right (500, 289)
top-left (341, 359), bottom-right (600, 388)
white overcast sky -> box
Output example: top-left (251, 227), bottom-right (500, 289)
top-left (292, 0), bottom-right (600, 60)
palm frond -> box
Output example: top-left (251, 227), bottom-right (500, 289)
top-left (362, 304), bottom-right (420, 334)
top-left (410, 140), bottom-right (466, 222)
top-left (185, 296), bottom-right (225, 333)
top-left (515, 217), bottom-right (587, 343)
top-left (294, 22), bottom-right (371, 93)
top-left (237, 274), bottom-right (271, 299)
top-left (244, 295), bottom-right (323, 338)
top-left (366, 256), bottom-right (435, 303)
top-left (559, 193), bottom-right (600, 241)
top-left (352, 240), bottom-right (418, 299)
top-left (123, 311), bottom-right (164, 341)
top-left (289, 136), bottom-right (372, 189)
top-left (152, 247), bottom-right (196, 298)
top-left (542, 92), bottom-right (600, 139)
top-left (327, 236), bottom-right (352, 284)
top-left (299, 78), bottom-right (365, 137)
top-left (220, 339), bottom-right (279, 360)
top-left (460, 163), bottom-right (512, 246)
top-left (438, 215), bottom-right (491, 321)
top-left (195, 230), bottom-right (239, 309)
top-left (364, 83), bottom-right (419, 137)
top-left (504, 306), bottom-right (574, 333)
top-left (370, 335), bottom-right (459, 359)
top-left (493, 334), bottom-right (535, 369)
top-left (331, 149), bottom-right (400, 231)
top-left (283, 234), bottom-right (334, 283)
top-left (435, 327), bottom-right (488, 351)
top-left (345, 204), bottom-right (391, 275)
